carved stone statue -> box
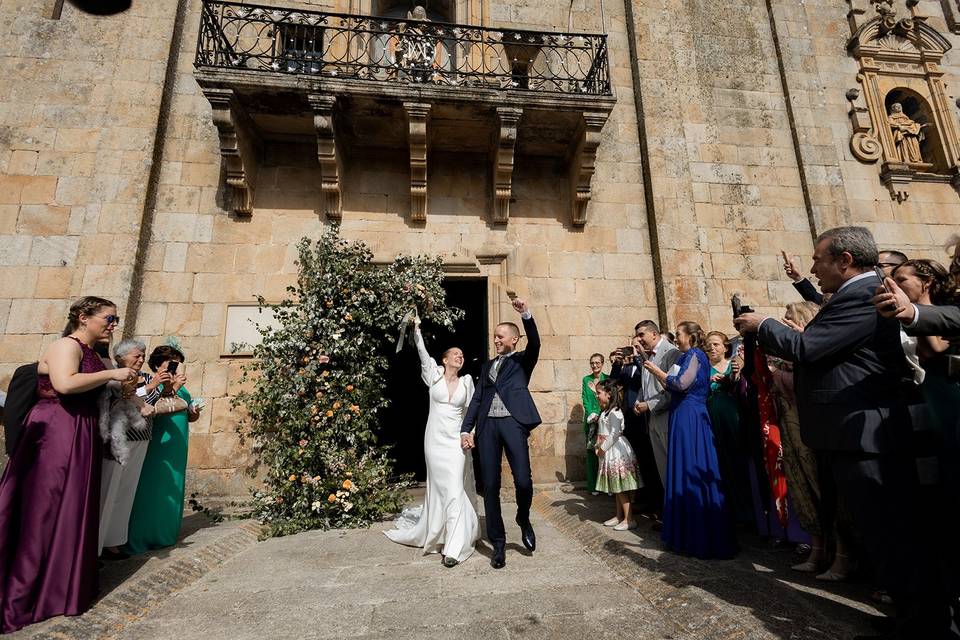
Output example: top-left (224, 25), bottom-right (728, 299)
top-left (888, 103), bottom-right (927, 164)
top-left (406, 5), bottom-right (428, 20)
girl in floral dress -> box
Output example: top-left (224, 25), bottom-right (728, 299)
top-left (592, 379), bottom-right (641, 531)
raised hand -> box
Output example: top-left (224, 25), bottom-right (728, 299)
top-left (512, 297), bottom-right (528, 314)
top-left (781, 250), bottom-right (803, 282)
top-left (872, 279), bottom-right (915, 322)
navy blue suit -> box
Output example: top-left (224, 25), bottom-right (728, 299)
top-left (461, 315), bottom-right (540, 547)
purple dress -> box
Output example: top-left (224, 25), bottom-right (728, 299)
top-left (0, 336), bottom-right (105, 633)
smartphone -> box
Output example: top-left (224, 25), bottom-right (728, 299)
top-left (731, 294), bottom-right (754, 319)
top-left (874, 266), bottom-right (891, 292)
top-left (620, 346), bottom-right (635, 358)
top-left (167, 361), bottom-right (179, 374)
top-left (633, 350), bottom-right (649, 363)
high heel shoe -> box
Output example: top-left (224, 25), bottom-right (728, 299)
top-left (791, 547), bottom-right (824, 573)
top-left (816, 553), bottom-right (853, 581)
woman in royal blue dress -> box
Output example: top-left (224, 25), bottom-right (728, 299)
top-left (643, 321), bottom-right (737, 559)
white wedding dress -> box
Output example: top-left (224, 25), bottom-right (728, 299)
top-left (385, 327), bottom-right (480, 562)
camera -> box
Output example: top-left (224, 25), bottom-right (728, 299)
top-left (731, 293), bottom-right (754, 319)
top-left (167, 361), bottom-right (179, 375)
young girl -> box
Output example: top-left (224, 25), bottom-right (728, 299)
top-left (592, 379), bottom-right (641, 531)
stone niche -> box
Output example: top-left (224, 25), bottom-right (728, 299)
top-left (846, 0), bottom-right (960, 202)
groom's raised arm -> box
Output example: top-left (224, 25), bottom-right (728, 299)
top-left (520, 314), bottom-right (540, 373)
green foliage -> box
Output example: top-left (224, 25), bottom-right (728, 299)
top-left (233, 228), bottom-right (462, 537)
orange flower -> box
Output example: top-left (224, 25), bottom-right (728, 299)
top-left (321, 370), bottom-right (330, 378)
top-left (346, 384), bottom-right (354, 392)
top-left (325, 410), bottom-right (334, 418)
top-left (333, 401), bottom-right (342, 410)
top-left (288, 474), bottom-right (297, 482)
top-left (350, 404), bottom-right (360, 414)
top-left (344, 313), bottom-right (352, 321)
top-left (327, 494), bottom-right (337, 503)
top-left (342, 479), bottom-right (354, 490)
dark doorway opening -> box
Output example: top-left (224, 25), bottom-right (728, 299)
top-left (379, 278), bottom-right (487, 481)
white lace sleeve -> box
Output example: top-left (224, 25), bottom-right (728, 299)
top-left (666, 352), bottom-right (699, 392)
top-left (414, 327), bottom-right (442, 386)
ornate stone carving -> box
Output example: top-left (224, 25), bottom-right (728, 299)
top-left (201, 86), bottom-right (260, 216)
top-left (569, 111), bottom-right (608, 226)
top-left (308, 94), bottom-right (343, 221)
top-left (403, 102), bottom-right (431, 222)
top-left (846, 0), bottom-right (960, 201)
top-left (492, 107), bottom-right (522, 224)
top-left (888, 102), bottom-right (928, 162)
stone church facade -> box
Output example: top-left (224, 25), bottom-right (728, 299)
top-left (2, 0), bottom-right (959, 497)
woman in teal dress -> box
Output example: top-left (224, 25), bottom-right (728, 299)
top-left (124, 344), bottom-right (201, 554)
top-left (704, 331), bottom-right (752, 526)
top-left (581, 354), bottom-right (607, 493)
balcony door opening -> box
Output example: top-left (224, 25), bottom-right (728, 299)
top-left (373, 0), bottom-right (455, 22)
top-left (379, 277), bottom-right (487, 482)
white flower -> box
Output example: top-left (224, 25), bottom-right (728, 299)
top-left (343, 501), bottom-right (354, 512)
top-left (311, 500), bottom-right (323, 512)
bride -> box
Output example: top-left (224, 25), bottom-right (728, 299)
top-left (385, 315), bottom-right (479, 567)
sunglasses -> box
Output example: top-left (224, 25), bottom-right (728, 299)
top-left (100, 315), bottom-right (120, 325)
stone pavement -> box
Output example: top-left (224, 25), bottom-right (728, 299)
top-left (12, 487), bottom-right (886, 639)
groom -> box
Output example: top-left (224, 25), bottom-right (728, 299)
top-left (461, 297), bottom-right (540, 569)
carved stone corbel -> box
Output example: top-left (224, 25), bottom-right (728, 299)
top-left (201, 87), bottom-right (260, 216)
top-left (568, 111), bottom-right (608, 226)
top-left (847, 86), bottom-right (882, 163)
top-left (403, 102), bottom-right (431, 222)
top-left (308, 94), bottom-right (343, 221)
top-left (492, 107), bottom-right (522, 224)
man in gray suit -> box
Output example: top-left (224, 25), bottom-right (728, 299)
top-left (736, 226), bottom-right (947, 639)
top-left (632, 320), bottom-right (680, 487)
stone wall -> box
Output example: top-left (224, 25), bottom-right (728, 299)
top-left (4, 0), bottom-right (960, 497)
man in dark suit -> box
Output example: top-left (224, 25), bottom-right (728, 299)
top-left (782, 248), bottom-right (906, 305)
top-left (461, 297), bottom-right (540, 569)
top-left (737, 227), bottom-right (946, 639)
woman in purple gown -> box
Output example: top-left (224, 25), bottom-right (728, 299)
top-left (0, 296), bottom-right (137, 634)
top-left (643, 321), bottom-right (737, 560)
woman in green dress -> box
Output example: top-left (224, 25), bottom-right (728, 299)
top-left (704, 332), bottom-right (752, 526)
top-left (124, 344), bottom-right (201, 554)
top-left (581, 353), bottom-right (607, 494)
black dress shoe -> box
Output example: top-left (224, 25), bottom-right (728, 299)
top-left (517, 520), bottom-right (536, 552)
top-left (442, 556), bottom-right (458, 568)
top-left (490, 547), bottom-right (506, 569)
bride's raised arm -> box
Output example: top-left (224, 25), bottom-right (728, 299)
top-left (413, 322), bottom-right (442, 386)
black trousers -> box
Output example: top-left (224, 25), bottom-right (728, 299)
top-left (476, 415), bottom-right (533, 548)
top-left (624, 412), bottom-right (662, 511)
top-left (824, 449), bottom-right (951, 636)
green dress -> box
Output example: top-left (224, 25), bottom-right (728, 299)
top-left (706, 363), bottom-right (753, 526)
top-left (123, 386), bottom-right (191, 554)
top-left (581, 373), bottom-right (606, 492)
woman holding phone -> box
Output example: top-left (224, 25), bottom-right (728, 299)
top-left (123, 343), bottom-right (202, 554)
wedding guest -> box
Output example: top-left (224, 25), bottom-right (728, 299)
top-left (581, 353), bottom-right (607, 494)
top-left (783, 249), bottom-right (906, 305)
top-left (592, 379), bottom-right (640, 531)
top-left (609, 333), bottom-right (661, 513)
top-left (98, 340), bottom-right (169, 561)
top-left (741, 226), bottom-right (946, 637)
top-left (0, 297), bottom-right (136, 633)
top-left (123, 343), bottom-right (201, 554)
top-left (644, 321), bottom-right (737, 559)
top-left (704, 331), bottom-right (751, 526)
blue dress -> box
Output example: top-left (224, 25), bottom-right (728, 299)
top-left (661, 348), bottom-right (737, 559)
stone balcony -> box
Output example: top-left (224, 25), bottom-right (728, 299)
top-left (193, 0), bottom-right (616, 225)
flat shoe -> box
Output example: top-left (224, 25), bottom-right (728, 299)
top-left (815, 568), bottom-right (850, 581)
top-left (613, 521), bottom-right (636, 531)
top-left (791, 560), bottom-right (820, 572)
top-left (603, 517), bottom-right (620, 527)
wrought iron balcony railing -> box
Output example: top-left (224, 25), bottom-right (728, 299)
top-left (195, 0), bottom-right (612, 96)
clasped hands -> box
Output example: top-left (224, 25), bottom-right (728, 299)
top-left (460, 433), bottom-right (475, 450)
